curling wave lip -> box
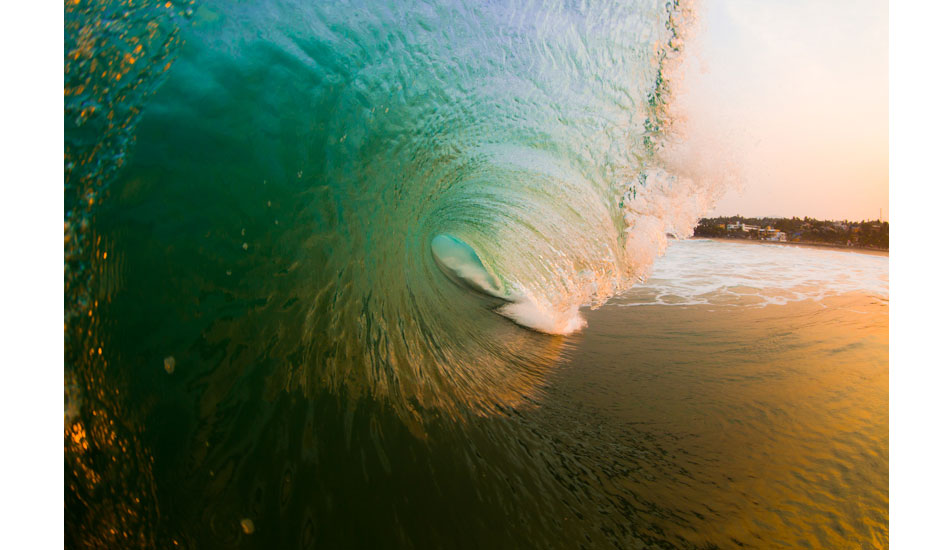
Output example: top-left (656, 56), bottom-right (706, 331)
top-left (431, 233), bottom-right (587, 335)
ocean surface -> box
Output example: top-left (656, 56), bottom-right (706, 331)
top-left (65, 1), bottom-right (888, 548)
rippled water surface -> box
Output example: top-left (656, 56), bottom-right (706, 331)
top-left (64, 1), bottom-right (887, 547)
top-left (554, 240), bottom-right (888, 549)
top-left (67, 233), bottom-right (888, 548)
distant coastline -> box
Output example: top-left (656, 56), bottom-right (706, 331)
top-left (691, 237), bottom-right (888, 257)
top-left (692, 216), bottom-right (888, 253)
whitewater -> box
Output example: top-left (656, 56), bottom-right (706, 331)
top-left (61, 1), bottom-right (781, 548)
top-left (65, 0), bottom-right (723, 414)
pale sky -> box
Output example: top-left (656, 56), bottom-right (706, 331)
top-left (680, 0), bottom-right (888, 221)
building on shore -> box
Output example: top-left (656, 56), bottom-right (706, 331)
top-left (694, 216), bottom-right (887, 249)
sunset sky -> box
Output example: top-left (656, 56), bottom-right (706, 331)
top-left (682, 0), bottom-right (888, 221)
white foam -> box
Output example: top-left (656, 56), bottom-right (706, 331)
top-left (432, 233), bottom-right (587, 334)
top-left (612, 239), bottom-right (888, 308)
top-left (496, 296), bottom-right (588, 335)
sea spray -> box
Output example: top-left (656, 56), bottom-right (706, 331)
top-left (64, 2), bottom-right (730, 544)
top-left (63, 0), bottom-right (731, 419)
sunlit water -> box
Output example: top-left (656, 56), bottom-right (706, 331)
top-left (65, 1), bottom-right (887, 547)
top-left (556, 240), bottom-right (888, 548)
top-left (66, 233), bottom-right (888, 548)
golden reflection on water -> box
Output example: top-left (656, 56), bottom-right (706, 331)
top-left (551, 292), bottom-right (888, 549)
top-left (64, 243), bottom-right (162, 547)
top-left (64, 1), bottom-right (886, 547)
top-left (65, 2), bottom-right (195, 544)
top-left (261, 288), bottom-right (573, 422)
top-left (65, 362), bottom-right (161, 547)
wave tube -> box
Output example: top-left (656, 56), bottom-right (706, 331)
top-left (65, 0), bottom-right (722, 429)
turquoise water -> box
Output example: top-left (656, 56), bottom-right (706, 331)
top-left (64, 1), bottom-right (887, 548)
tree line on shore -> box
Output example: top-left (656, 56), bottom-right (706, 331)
top-left (692, 216), bottom-right (889, 250)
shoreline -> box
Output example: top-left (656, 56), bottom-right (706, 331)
top-left (691, 237), bottom-right (889, 257)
